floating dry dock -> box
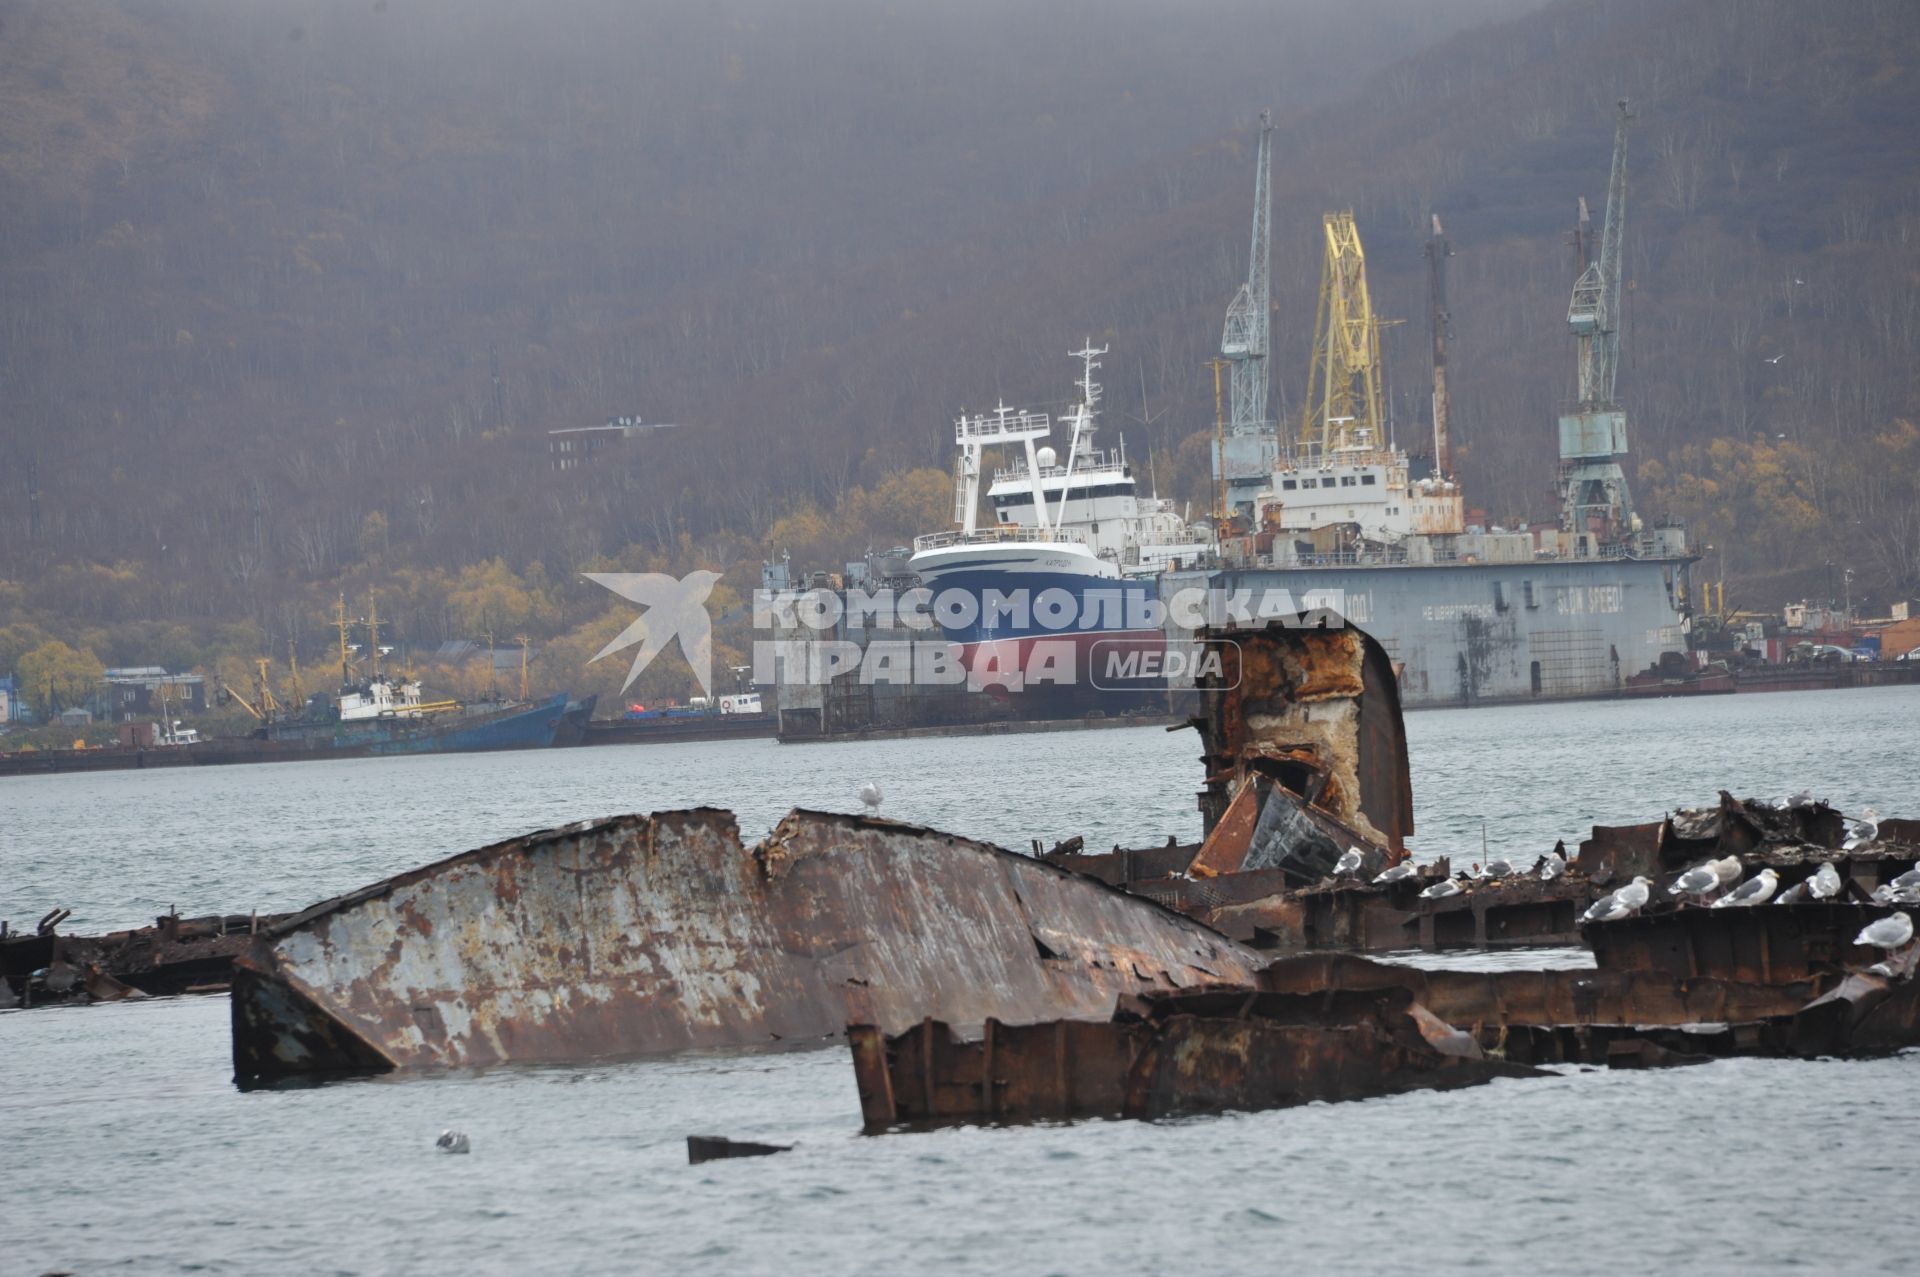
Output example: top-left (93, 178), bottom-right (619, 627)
top-left (230, 808), bottom-right (1266, 1082)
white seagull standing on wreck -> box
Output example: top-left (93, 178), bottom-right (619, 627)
top-left (1855, 912), bottom-right (1915, 953)
top-left (858, 782), bottom-right (884, 813)
top-left (1373, 860), bottom-right (1417, 886)
top-left (1332, 848), bottom-right (1365, 879)
top-left (1809, 862), bottom-right (1843, 900)
top-left (1538, 850), bottom-right (1567, 881)
top-left (1844, 808), bottom-right (1881, 851)
top-left (1420, 879), bottom-right (1463, 900)
top-left (1669, 863), bottom-right (1720, 902)
top-left (1581, 876), bottom-right (1652, 924)
top-left (1713, 868), bottom-right (1780, 908)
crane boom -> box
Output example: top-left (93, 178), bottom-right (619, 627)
top-left (1568, 100), bottom-right (1633, 409)
top-left (1556, 100), bottom-right (1639, 546)
top-left (1300, 211), bottom-right (1385, 453)
top-left (1211, 111), bottom-right (1279, 518)
top-left (1220, 110), bottom-right (1272, 435)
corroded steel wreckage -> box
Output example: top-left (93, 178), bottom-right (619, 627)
top-left (220, 617), bottom-right (1920, 1127)
top-left (229, 808), bottom-right (1266, 1082)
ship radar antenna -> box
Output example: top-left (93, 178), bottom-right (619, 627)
top-left (1070, 341), bottom-right (1107, 416)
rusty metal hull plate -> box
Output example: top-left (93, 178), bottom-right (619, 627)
top-left (231, 808), bottom-right (1267, 1082)
top-left (848, 989), bottom-right (1543, 1131)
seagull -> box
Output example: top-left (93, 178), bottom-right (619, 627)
top-left (436, 1130), bottom-right (470, 1154)
top-left (1773, 880), bottom-right (1810, 906)
top-left (1855, 912), bottom-right (1915, 952)
top-left (1873, 883), bottom-right (1920, 906)
top-left (1785, 790), bottom-right (1815, 809)
top-left (1709, 856), bottom-right (1744, 891)
top-left (1332, 848), bottom-right (1365, 879)
top-left (1713, 868), bottom-right (1780, 908)
top-left (1373, 860), bottom-right (1417, 885)
top-left (1420, 879), bottom-right (1463, 900)
top-left (1809, 862), bottom-right (1843, 900)
top-left (1843, 808), bottom-right (1880, 851)
top-left (858, 781), bottom-right (883, 813)
top-left (1483, 858), bottom-right (1515, 878)
top-left (1890, 864), bottom-right (1920, 892)
top-left (1764, 353), bottom-right (1786, 364)
top-left (1669, 863), bottom-right (1720, 900)
top-left (1581, 876), bottom-right (1652, 924)
top-left (1538, 851), bottom-right (1567, 881)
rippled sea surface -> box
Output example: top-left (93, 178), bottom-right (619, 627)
top-left (6, 685), bottom-right (1918, 1275)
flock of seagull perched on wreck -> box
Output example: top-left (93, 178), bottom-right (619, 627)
top-left (1320, 793), bottom-right (1914, 960)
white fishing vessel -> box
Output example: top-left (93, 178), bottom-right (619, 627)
top-left (907, 345), bottom-right (1210, 699)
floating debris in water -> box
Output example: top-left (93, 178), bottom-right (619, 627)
top-left (687, 1135), bottom-right (791, 1164)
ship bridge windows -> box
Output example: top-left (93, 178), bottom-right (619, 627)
top-left (1282, 479), bottom-right (1298, 491)
top-left (1340, 475), bottom-right (1356, 487)
top-left (990, 483), bottom-right (1132, 510)
top-left (1361, 473), bottom-right (1377, 485)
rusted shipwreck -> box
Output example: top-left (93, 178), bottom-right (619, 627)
top-left (219, 613), bottom-right (1920, 1134)
top-left (847, 898), bottom-right (1920, 1131)
top-left (848, 984), bottom-right (1545, 1130)
top-left (1043, 620), bottom-right (1613, 949)
top-left (229, 808), bottom-right (1267, 1083)
top-left (1, 909), bottom-right (280, 1008)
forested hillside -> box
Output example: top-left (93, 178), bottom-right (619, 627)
top-left (3, 0), bottom-right (1917, 706)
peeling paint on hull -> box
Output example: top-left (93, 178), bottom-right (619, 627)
top-left (230, 808), bottom-right (1268, 1083)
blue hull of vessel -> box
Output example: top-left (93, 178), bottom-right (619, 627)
top-left (269, 694), bottom-right (570, 756)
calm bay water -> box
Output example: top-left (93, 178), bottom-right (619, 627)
top-left (5, 685), bottom-right (1918, 1275)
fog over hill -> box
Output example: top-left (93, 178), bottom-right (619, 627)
top-left (3, 0), bottom-right (1918, 688)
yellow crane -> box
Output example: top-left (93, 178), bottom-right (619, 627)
top-left (1301, 212), bottom-right (1392, 454)
top-left (226, 657), bottom-right (281, 721)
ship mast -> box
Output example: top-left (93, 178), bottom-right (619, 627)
top-left (336, 594), bottom-right (352, 689)
top-left (1047, 342), bottom-right (1107, 532)
top-left (1425, 214), bottom-right (1454, 479)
